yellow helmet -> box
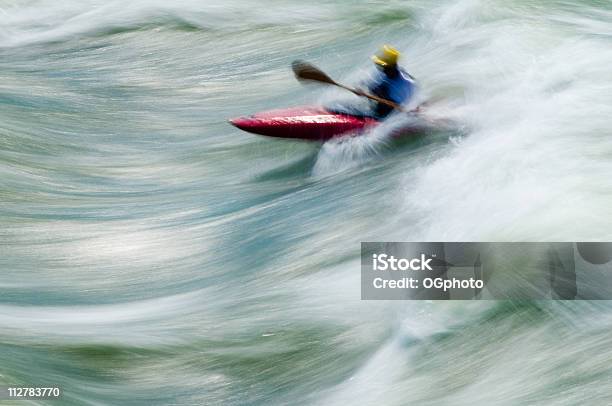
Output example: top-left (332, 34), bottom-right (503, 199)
top-left (372, 45), bottom-right (400, 67)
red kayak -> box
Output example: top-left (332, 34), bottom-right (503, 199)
top-left (229, 106), bottom-right (379, 141)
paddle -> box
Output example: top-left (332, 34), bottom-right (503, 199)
top-left (291, 60), bottom-right (408, 113)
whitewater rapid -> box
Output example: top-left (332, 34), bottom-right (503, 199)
top-left (1, 0), bottom-right (612, 404)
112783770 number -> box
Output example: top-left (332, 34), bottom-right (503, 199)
top-left (5, 387), bottom-right (61, 398)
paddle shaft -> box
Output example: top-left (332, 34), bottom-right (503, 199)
top-left (335, 83), bottom-right (407, 113)
top-left (291, 60), bottom-right (407, 113)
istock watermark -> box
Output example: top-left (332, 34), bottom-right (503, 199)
top-left (372, 253), bottom-right (434, 271)
top-left (361, 242), bottom-right (612, 300)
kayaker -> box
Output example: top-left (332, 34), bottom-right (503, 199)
top-left (361, 45), bottom-right (416, 119)
top-left (326, 45), bottom-right (416, 119)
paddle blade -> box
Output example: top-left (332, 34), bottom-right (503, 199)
top-left (291, 60), bottom-right (337, 85)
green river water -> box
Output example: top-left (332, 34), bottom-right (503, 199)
top-left (1, 0), bottom-right (612, 404)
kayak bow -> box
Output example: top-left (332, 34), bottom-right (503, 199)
top-left (229, 106), bottom-right (379, 141)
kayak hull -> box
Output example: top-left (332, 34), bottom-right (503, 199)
top-left (229, 106), bottom-right (379, 141)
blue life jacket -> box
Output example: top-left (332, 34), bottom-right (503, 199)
top-left (368, 67), bottom-right (415, 118)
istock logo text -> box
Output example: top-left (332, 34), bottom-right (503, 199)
top-left (372, 253), bottom-right (434, 271)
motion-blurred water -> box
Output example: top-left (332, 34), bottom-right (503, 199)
top-left (1, 0), bottom-right (612, 404)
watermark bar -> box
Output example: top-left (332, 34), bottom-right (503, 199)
top-left (361, 242), bottom-right (612, 300)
